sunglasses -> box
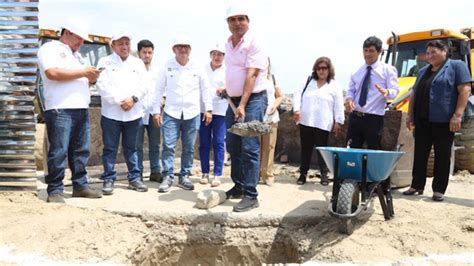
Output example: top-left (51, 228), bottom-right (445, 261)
top-left (316, 66), bottom-right (329, 71)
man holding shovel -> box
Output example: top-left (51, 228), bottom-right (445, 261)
top-left (224, 5), bottom-right (268, 212)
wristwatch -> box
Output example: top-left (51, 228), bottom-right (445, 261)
top-left (132, 95), bottom-right (139, 103)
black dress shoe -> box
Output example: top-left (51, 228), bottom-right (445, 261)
top-left (296, 174), bottom-right (306, 185)
top-left (226, 186), bottom-right (243, 199)
top-left (233, 197), bottom-right (259, 212)
top-left (149, 172), bottom-right (163, 183)
top-left (402, 188), bottom-right (423, 195)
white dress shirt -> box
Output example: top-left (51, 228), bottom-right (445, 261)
top-left (37, 40), bottom-right (90, 110)
top-left (96, 53), bottom-right (146, 122)
top-left (264, 77), bottom-right (280, 123)
top-left (346, 61), bottom-right (399, 116)
top-left (141, 66), bottom-right (159, 125)
top-left (202, 63), bottom-right (228, 116)
top-left (293, 79), bottom-right (345, 131)
top-left (151, 57), bottom-right (212, 120)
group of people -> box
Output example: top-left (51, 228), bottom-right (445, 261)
top-left (37, 5), bottom-right (471, 211)
top-left (38, 6), bottom-right (282, 212)
top-left (292, 36), bottom-right (471, 203)
top-left (293, 37), bottom-right (399, 186)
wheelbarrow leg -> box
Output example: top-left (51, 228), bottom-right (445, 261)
top-left (331, 154), bottom-right (340, 212)
top-left (383, 178), bottom-right (395, 218)
top-left (376, 184), bottom-right (391, 220)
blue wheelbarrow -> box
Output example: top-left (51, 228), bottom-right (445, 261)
top-left (316, 147), bottom-right (404, 234)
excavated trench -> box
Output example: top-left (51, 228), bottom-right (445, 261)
top-left (128, 213), bottom-right (366, 265)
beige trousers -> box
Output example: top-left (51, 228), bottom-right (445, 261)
top-left (260, 123), bottom-right (278, 182)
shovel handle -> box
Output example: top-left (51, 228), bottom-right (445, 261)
top-left (224, 95), bottom-right (238, 116)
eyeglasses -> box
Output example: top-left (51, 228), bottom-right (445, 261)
top-left (316, 66), bottom-right (329, 71)
top-left (174, 45), bottom-right (191, 49)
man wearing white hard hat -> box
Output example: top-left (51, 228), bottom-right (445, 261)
top-left (198, 43), bottom-right (227, 187)
top-left (96, 30), bottom-right (148, 195)
top-left (37, 19), bottom-right (102, 203)
top-left (151, 34), bottom-right (213, 193)
top-left (224, 5), bottom-right (268, 212)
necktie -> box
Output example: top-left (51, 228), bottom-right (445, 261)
top-left (358, 66), bottom-right (372, 107)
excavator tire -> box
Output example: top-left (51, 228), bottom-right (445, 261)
top-left (455, 117), bottom-right (474, 173)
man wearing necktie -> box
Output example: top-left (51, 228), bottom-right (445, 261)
top-left (344, 36), bottom-right (399, 149)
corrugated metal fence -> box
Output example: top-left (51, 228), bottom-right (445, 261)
top-left (0, 0), bottom-right (39, 190)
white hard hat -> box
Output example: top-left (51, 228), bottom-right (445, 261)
top-left (172, 34), bottom-right (191, 47)
top-left (61, 18), bottom-right (92, 42)
top-left (111, 30), bottom-right (131, 42)
top-left (226, 5), bottom-right (249, 19)
top-left (210, 43), bottom-right (225, 54)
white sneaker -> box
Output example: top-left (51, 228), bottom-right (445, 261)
top-left (211, 175), bottom-right (221, 187)
top-left (199, 173), bottom-right (209, 184)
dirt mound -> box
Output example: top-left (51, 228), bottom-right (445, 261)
top-left (1, 165), bottom-right (473, 264)
top-left (0, 192), bottom-right (147, 264)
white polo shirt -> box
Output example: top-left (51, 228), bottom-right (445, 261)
top-left (151, 57), bottom-right (212, 120)
top-left (202, 63), bottom-right (228, 116)
top-left (37, 40), bottom-right (90, 110)
top-left (96, 53), bottom-right (146, 122)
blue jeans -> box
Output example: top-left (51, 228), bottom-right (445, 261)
top-left (161, 112), bottom-right (200, 178)
top-left (136, 114), bottom-right (161, 175)
top-left (199, 114), bottom-right (226, 176)
top-left (225, 92), bottom-right (267, 198)
top-left (44, 109), bottom-right (90, 195)
top-left (100, 116), bottom-right (142, 182)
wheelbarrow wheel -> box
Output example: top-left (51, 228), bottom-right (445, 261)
top-left (336, 180), bottom-right (358, 214)
top-left (336, 180), bottom-right (358, 234)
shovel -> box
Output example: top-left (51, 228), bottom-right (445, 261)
top-left (220, 92), bottom-right (272, 137)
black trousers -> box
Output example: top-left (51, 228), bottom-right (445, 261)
top-left (346, 112), bottom-right (384, 149)
top-left (411, 118), bottom-right (454, 194)
top-left (299, 124), bottom-right (329, 175)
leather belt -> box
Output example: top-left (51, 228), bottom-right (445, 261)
top-left (230, 90), bottom-right (266, 101)
top-left (352, 111), bottom-right (367, 117)
top-left (352, 111), bottom-right (383, 118)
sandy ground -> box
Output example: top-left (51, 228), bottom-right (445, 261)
top-left (0, 162), bottom-right (473, 265)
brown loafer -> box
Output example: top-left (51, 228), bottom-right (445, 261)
top-left (72, 187), bottom-right (103, 198)
top-left (47, 193), bottom-right (65, 203)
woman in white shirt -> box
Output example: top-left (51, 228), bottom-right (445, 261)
top-left (292, 57), bottom-right (345, 185)
top-left (199, 44), bottom-right (227, 187)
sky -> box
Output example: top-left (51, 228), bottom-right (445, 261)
top-left (38, 0), bottom-right (474, 93)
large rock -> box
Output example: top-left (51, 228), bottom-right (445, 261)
top-left (195, 189), bottom-right (227, 209)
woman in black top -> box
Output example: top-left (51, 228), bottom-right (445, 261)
top-left (404, 40), bottom-right (471, 201)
